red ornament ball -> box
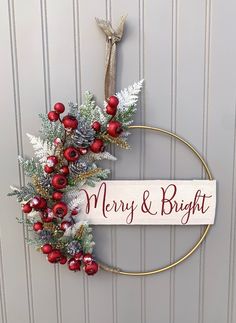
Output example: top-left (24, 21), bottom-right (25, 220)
top-left (51, 174), bottom-right (68, 190)
top-left (108, 95), bottom-right (119, 108)
top-left (90, 139), bottom-right (104, 153)
top-left (47, 156), bottom-right (58, 167)
top-left (48, 111), bottom-right (59, 122)
top-left (83, 253), bottom-right (93, 265)
top-left (52, 202), bottom-right (68, 218)
top-left (22, 203), bottom-right (32, 214)
top-left (60, 221), bottom-right (71, 231)
top-left (30, 196), bottom-right (41, 208)
top-left (92, 121), bottom-right (101, 132)
top-left (62, 115), bottom-right (78, 130)
top-left (59, 165), bottom-right (69, 175)
top-left (71, 209), bottom-right (78, 216)
top-left (54, 102), bottom-right (65, 114)
top-left (107, 121), bottom-right (122, 137)
top-left (47, 249), bottom-right (62, 263)
top-left (68, 258), bottom-right (81, 271)
top-left (44, 164), bottom-right (54, 174)
top-left (63, 147), bottom-right (80, 162)
top-left (41, 208), bottom-right (54, 223)
top-left (74, 251), bottom-right (83, 261)
top-left (59, 256), bottom-right (67, 265)
top-left (36, 197), bottom-right (47, 210)
top-left (33, 222), bottom-right (43, 232)
top-left (52, 191), bottom-right (63, 201)
top-left (106, 104), bottom-right (117, 116)
top-left (41, 244), bottom-right (53, 254)
top-left (84, 261), bottom-right (99, 275)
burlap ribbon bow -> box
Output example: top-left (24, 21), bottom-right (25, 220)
top-left (96, 16), bottom-right (126, 100)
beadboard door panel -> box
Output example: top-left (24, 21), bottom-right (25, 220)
top-left (1, 1), bottom-right (236, 323)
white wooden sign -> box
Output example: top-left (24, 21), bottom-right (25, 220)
top-left (78, 180), bottom-right (216, 225)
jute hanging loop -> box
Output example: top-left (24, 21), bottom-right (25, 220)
top-left (95, 16), bottom-right (126, 99)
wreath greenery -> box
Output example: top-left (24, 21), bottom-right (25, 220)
top-left (8, 80), bottom-right (143, 275)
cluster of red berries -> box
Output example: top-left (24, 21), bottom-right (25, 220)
top-left (41, 245), bottom-right (98, 275)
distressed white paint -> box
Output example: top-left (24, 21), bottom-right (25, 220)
top-left (0, 0), bottom-right (236, 322)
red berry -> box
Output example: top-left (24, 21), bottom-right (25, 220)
top-left (68, 258), bottom-right (81, 271)
top-left (59, 256), bottom-right (67, 265)
top-left (60, 165), bottom-right (69, 175)
top-left (92, 121), bottom-right (101, 132)
top-left (52, 191), bottom-right (63, 201)
top-left (90, 139), bottom-right (104, 153)
top-left (37, 198), bottom-right (47, 210)
top-left (78, 148), bottom-right (88, 155)
top-left (60, 221), bottom-right (71, 231)
top-left (63, 147), bottom-right (80, 162)
top-left (71, 209), bottom-right (78, 216)
top-left (47, 156), bottom-right (58, 167)
top-left (22, 203), bottom-right (32, 213)
top-left (52, 202), bottom-right (68, 218)
top-left (44, 164), bottom-right (54, 173)
top-left (41, 244), bottom-right (53, 254)
top-left (84, 261), bottom-right (99, 275)
top-left (106, 104), bottom-right (117, 116)
top-left (74, 251), bottom-right (83, 261)
top-left (62, 115), bottom-right (78, 129)
top-left (48, 111), bottom-right (59, 122)
top-left (107, 121), bottom-right (122, 137)
top-left (41, 208), bottom-right (54, 223)
top-left (108, 95), bottom-right (119, 108)
top-left (33, 222), bottom-right (43, 232)
top-left (51, 174), bottom-right (68, 190)
top-left (83, 253), bottom-right (93, 265)
top-left (47, 249), bottom-right (61, 263)
top-left (54, 102), bottom-right (65, 114)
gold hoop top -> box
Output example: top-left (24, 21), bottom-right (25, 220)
top-left (97, 125), bottom-right (213, 276)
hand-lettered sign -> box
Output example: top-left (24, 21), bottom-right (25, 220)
top-left (78, 180), bottom-right (216, 225)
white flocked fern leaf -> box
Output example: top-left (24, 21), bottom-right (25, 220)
top-left (27, 133), bottom-right (54, 163)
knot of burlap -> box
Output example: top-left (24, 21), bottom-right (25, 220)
top-left (96, 16), bottom-right (126, 99)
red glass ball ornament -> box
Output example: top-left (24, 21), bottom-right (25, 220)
top-left (47, 156), bottom-right (58, 167)
top-left (68, 258), bottom-right (81, 271)
top-left (48, 111), bottom-right (59, 122)
top-left (82, 253), bottom-right (93, 265)
top-left (62, 115), bottom-right (78, 129)
top-left (59, 165), bottom-right (70, 175)
top-left (107, 95), bottom-right (119, 108)
top-left (60, 221), bottom-right (71, 231)
top-left (44, 164), bottom-right (54, 174)
top-left (47, 249), bottom-right (62, 263)
top-left (107, 121), bottom-right (122, 137)
top-left (84, 261), bottom-right (99, 275)
top-left (33, 222), bottom-right (43, 232)
top-left (41, 244), bottom-right (53, 254)
top-left (59, 256), bottom-right (67, 265)
top-left (92, 121), bottom-right (101, 132)
top-left (51, 174), bottom-right (68, 190)
top-left (90, 139), bottom-right (104, 153)
top-left (41, 208), bottom-right (54, 223)
top-left (63, 147), bottom-right (80, 162)
top-left (22, 203), bottom-right (32, 213)
top-left (52, 202), bottom-right (68, 218)
top-left (54, 102), bottom-right (65, 114)
top-left (78, 147), bottom-right (88, 155)
top-left (74, 251), bottom-right (83, 261)
top-left (52, 191), bottom-right (63, 201)
top-left (71, 209), bottom-right (78, 216)
top-left (106, 104), bottom-right (117, 116)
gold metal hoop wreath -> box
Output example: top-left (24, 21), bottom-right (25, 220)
top-left (97, 125), bottom-right (213, 276)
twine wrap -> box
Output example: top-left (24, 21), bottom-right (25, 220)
top-left (96, 16), bottom-right (126, 99)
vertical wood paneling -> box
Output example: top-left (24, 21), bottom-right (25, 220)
top-left (1, 1), bottom-right (236, 323)
top-left (203, 1), bottom-right (236, 322)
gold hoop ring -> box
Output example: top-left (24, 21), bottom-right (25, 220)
top-left (98, 125), bottom-right (213, 276)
